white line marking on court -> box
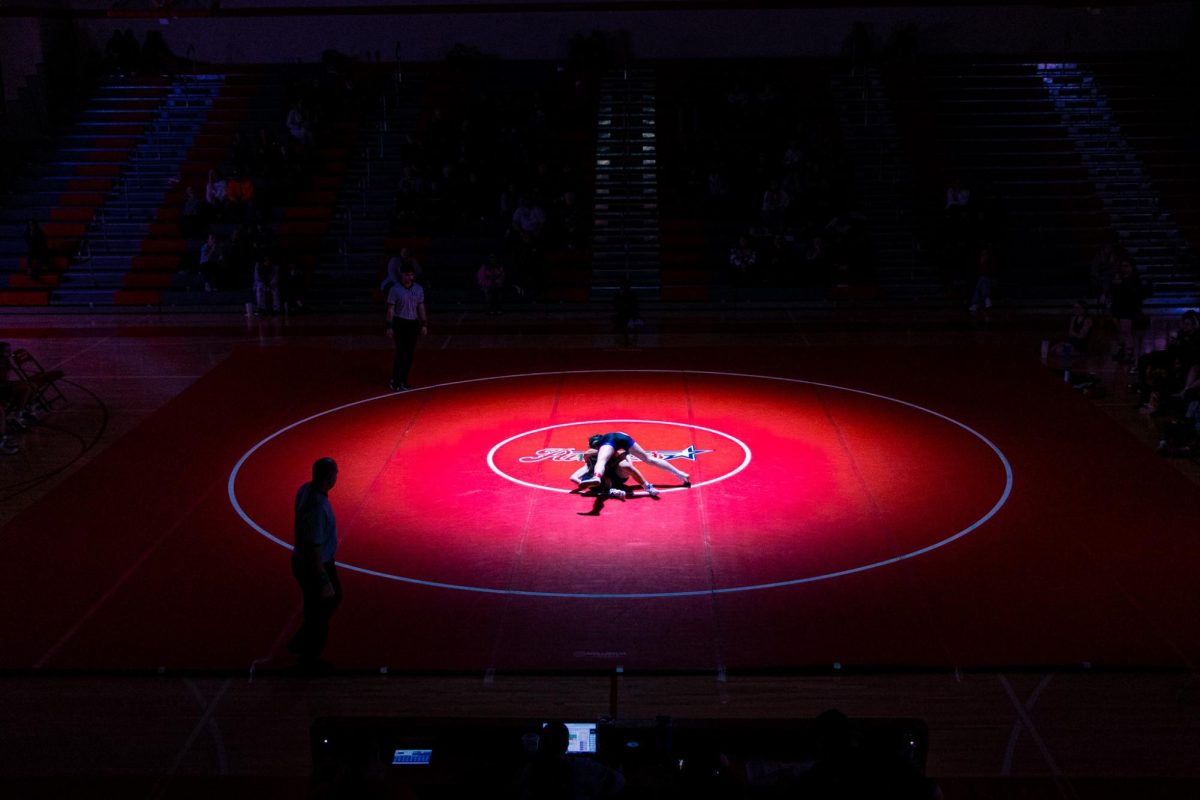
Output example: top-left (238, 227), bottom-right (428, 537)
top-left (228, 369), bottom-right (1014, 599)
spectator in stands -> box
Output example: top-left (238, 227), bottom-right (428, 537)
top-left (286, 100), bottom-right (315, 150)
top-left (180, 186), bottom-right (205, 240)
top-left (198, 233), bottom-right (223, 292)
top-left (517, 721), bottom-right (624, 799)
top-left (1049, 302), bottom-right (1094, 361)
top-left (1134, 310), bottom-right (1200, 415)
top-left (382, 247), bottom-right (422, 292)
top-left (104, 29), bottom-right (140, 76)
top-left (227, 225), bottom-right (257, 285)
top-left (968, 247), bottom-right (995, 312)
top-left (706, 168), bottom-right (732, 218)
top-left (763, 234), bottom-right (797, 285)
top-left (511, 195), bottom-right (547, 295)
top-left (140, 30), bottom-right (172, 75)
top-left (225, 171), bottom-right (256, 221)
top-left (477, 253), bottom-right (506, 315)
top-left (1110, 259), bottom-right (1147, 365)
top-left (22, 220), bottom-right (50, 282)
top-left (944, 175), bottom-right (970, 212)
top-left (1090, 242), bottom-right (1121, 307)
top-left (253, 255), bottom-right (281, 316)
top-left (205, 169), bottom-right (227, 217)
top-left (783, 138), bottom-right (805, 168)
top-left (557, 189), bottom-right (586, 250)
top-left (253, 127), bottom-right (279, 179)
top-left (729, 234), bottom-right (757, 286)
top-left (612, 280), bottom-right (643, 347)
top-left (761, 179), bottom-right (791, 233)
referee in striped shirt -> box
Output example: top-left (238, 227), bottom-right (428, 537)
top-left (385, 265), bottom-right (428, 390)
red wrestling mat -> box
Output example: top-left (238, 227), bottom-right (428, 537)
top-left (3, 344), bottom-right (1199, 673)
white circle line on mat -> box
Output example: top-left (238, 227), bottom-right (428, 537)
top-left (228, 369), bottom-right (1013, 598)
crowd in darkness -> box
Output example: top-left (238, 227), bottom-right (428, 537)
top-left (180, 53), bottom-right (369, 313)
top-left (382, 52), bottom-right (595, 303)
top-left (663, 64), bottom-right (872, 291)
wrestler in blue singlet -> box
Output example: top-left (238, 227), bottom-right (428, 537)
top-left (589, 432), bottom-right (635, 451)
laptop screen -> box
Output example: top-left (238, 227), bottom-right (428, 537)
top-left (564, 722), bottom-right (597, 754)
top-left (391, 748), bottom-right (433, 765)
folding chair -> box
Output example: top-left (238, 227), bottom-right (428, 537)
top-left (11, 349), bottom-right (69, 411)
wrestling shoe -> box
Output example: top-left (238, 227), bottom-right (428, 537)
top-left (579, 473), bottom-right (601, 486)
top-left (680, 473), bottom-right (692, 488)
top-left (644, 485), bottom-right (660, 498)
top-left (608, 488), bottom-right (627, 500)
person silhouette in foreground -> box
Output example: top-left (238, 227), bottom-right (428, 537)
top-left (287, 457), bottom-right (341, 673)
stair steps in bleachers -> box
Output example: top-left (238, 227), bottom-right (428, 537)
top-left (890, 61), bottom-right (1111, 299)
top-left (56, 75), bottom-right (229, 305)
top-left (320, 72), bottom-right (427, 306)
top-left (1037, 63), bottom-right (1197, 303)
top-left (590, 69), bottom-right (660, 300)
top-left (0, 78), bottom-right (171, 304)
top-left (830, 68), bottom-right (938, 300)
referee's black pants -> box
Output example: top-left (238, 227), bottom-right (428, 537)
top-left (391, 317), bottom-right (421, 387)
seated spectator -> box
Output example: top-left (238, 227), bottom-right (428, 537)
top-left (1066, 302), bottom-right (1095, 353)
top-left (1135, 310), bottom-right (1200, 415)
top-left (282, 261), bottom-right (307, 314)
top-left (729, 234), bottom-right (757, 286)
top-left (286, 101), bottom-right (315, 149)
top-left (382, 247), bottom-right (421, 291)
top-left (253, 255), bottom-right (281, 316)
top-left (1110, 259), bottom-right (1147, 365)
top-left (140, 30), bottom-right (172, 74)
top-left (557, 189), bottom-right (585, 250)
top-left (22, 219), bottom-right (50, 281)
top-left (226, 172), bottom-right (255, 209)
top-left (517, 722), bottom-right (624, 800)
top-left (477, 253), bottom-right (506, 315)
top-left (783, 138), bottom-right (805, 168)
top-left (205, 168), bottom-right (227, 214)
top-left (511, 195), bottom-right (547, 293)
top-left (253, 127), bottom-right (279, 179)
top-left (512, 195), bottom-right (547, 245)
top-left (180, 186), bottom-right (205, 240)
top-left (612, 280), bottom-right (642, 347)
top-left (968, 247), bottom-right (995, 313)
top-left (198, 233), bottom-right (223, 292)
top-left (1090, 242), bottom-right (1121, 307)
top-left (761, 180), bottom-right (790, 233)
top-left (944, 175), bottom-right (970, 212)
top-left (762, 234), bottom-right (796, 285)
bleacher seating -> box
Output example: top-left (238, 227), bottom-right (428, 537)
top-left (3, 57), bottom-right (1198, 309)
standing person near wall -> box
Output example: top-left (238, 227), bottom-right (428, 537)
top-left (385, 265), bottom-right (428, 391)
